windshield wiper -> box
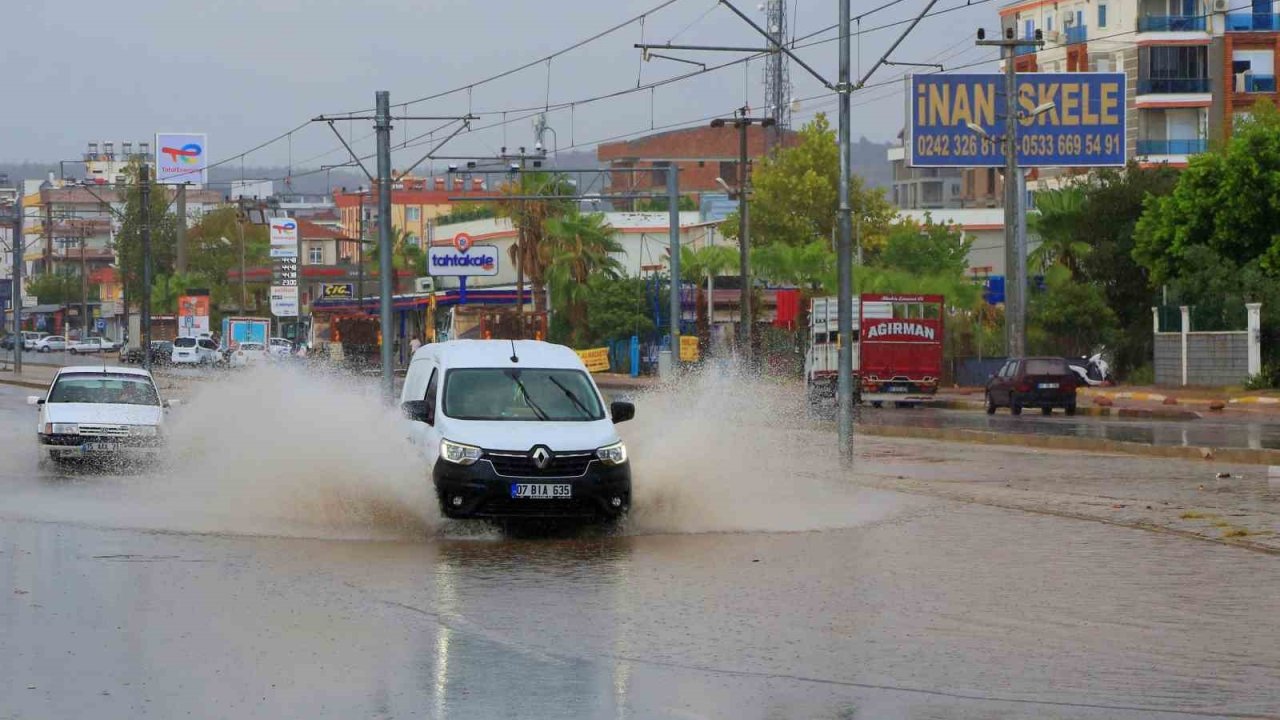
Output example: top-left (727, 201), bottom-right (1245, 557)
top-left (509, 373), bottom-right (550, 421)
top-left (548, 376), bottom-right (592, 418)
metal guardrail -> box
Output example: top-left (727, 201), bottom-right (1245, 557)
top-left (1137, 77), bottom-right (1211, 93)
top-left (1137, 14), bottom-right (1207, 31)
top-left (1136, 138), bottom-right (1209, 155)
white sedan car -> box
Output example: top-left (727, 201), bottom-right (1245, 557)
top-left (30, 366), bottom-right (178, 464)
top-left (33, 335), bottom-right (68, 353)
top-left (267, 337), bottom-right (294, 358)
top-left (229, 342), bottom-right (268, 368)
top-left (68, 337), bottom-right (121, 354)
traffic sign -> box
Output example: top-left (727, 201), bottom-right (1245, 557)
top-left (95, 318), bottom-right (106, 331)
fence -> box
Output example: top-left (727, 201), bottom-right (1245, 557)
top-left (1152, 304), bottom-right (1261, 386)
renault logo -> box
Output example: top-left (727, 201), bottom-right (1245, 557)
top-left (531, 446), bottom-right (552, 470)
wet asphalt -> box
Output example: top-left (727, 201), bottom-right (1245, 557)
top-left (1, 382), bottom-right (1278, 719)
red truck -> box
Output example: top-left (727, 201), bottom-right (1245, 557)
top-left (858, 293), bottom-right (944, 407)
top-left (804, 293), bottom-right (945, 409)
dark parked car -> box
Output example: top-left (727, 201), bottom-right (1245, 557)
top-left (985, 357), bottom-right (1078, 416)
top-left (0, 333), bottom-right (13, 350)
top-left (120, 340), bottom-right (174, 366)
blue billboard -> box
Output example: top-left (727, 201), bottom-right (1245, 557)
top-left (907, 73), bottom-right (1126, 167)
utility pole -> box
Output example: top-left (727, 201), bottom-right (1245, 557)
top-left (710, 110), bottom-right (773, 365)
top-left (140, 164), bottom-right (153, 371)
top-left (976, 27), bottom-right (1042, 358)
top-left (9, 202), bottom-right (22, 373)
top-left (175, 184), bottom-right (187, 273)
top-left (237, 211), bottom-right (247, 311)
top-left (375, 91), bottom-right (395, 399)
top-left (79, 222), bottom-right (88, 339)
top-left (357, 191), bottom-right (365, 315)
top-left (836, 0), bottom-right (854, 467)
top-left (667, 164), bottom-right (681, 365)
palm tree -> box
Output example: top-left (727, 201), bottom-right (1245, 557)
top-left (1027, 187), bottom-right (1090, 276)
top-left (751, 241), bottom-right (833, 290)
top-left (544, 210), bottom-right (624, 346)
top-left (494, 172), bottom-right (575, 313)
top-left (681, 244), bottom-right (738, 324)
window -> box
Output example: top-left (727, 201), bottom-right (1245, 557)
top-left (406, 207), bottom-right (421, 221)
top-left (1047, 15), bottom-right (1053, 32)
top-left (424, 368), bottom-right (438, 425)
top-left (309, 246), bottom-right (324, 264)
top-left (406, 234), bottom-right (420, 248)
top-left (650, 161), bottom-right (671, 186)
top-left (1098, 4), bottom-right (1107, 28)
top-left (719, 161), bottom-right (740, 184)
top-left (443, 368), bottom-right (605, 421)
top-left (1024, 19), bottom-right (1034, 37)
top-left (1026, 358), bottom-right (1069, 375)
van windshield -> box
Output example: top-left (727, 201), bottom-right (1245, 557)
top-left (443, 368), bottom-right (605, 422)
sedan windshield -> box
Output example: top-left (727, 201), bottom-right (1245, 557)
top-left (49, 374), bottom-right (160, 406)
top-left (443, 368), bottom-right (604, 421)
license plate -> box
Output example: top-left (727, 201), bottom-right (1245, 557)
top-left (887, 386), bottom-right (909, 393)
top-left (510, 483), bottom-right (571, 499)
top-left (1038, 382), bottom-right (1059, 389)
top-left (81, 442), bottom-right (120, 452)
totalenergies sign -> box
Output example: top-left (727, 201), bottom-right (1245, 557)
top-left (155, 133), bottom-right (209, 184)
top-left (269, 218), bottom-right (298, 258)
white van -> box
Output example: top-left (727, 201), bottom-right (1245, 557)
top-left (400, 340), bottom-right (634, 521)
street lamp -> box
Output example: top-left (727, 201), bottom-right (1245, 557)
top-left (709, 109), bottom-right (775, 363)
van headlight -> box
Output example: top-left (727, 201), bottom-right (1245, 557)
top-left (44, 423), bottom-right (79, 435)
top-left (440, 439), bottom-right (482, 466)
top-left (596, 441), bottom-right (628, 466)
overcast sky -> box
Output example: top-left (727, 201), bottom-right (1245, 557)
top-left (3, 0), bottom-right (998, 172)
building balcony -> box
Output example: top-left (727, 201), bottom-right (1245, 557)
top-left (1136, 14), bottom-right (1206, 31)
top-left (1239, 73), bottom-right (1276, 92)
top-left (1065, 25), bottom-right (1087, 44)
top-left (1137, 138), bottom-right (1208, 155)
top-left (1015, 43), bottom-right (1037, 56)
top-left (1137, 77), bottom-right (1211, 93)
top-left (1227, 13), bottom-right (1280, 30)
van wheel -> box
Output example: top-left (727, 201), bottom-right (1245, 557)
top-left (985, 392), bottom-right (997, 415)
top-left (1065, 403), bottom-right (1077, 416)
top-left (1041, 406), bottom-right (1052, 416)
top-left (871, 401), bottom-right (883, 409)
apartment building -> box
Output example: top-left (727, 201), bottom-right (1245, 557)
top-left (999, 0), bottom-right (1279, 168)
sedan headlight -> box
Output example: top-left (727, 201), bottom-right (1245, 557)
top-left (44, 423), bottom-right (79, 435)
top-left (440, 438), bottom-right (482, 466)
top-left (596, 441), bottom-right (628, 466)
top-left (129, 425), bottom-right (159, 437)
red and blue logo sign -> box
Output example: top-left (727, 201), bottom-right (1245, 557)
top-left (160, 142), bottom-right (203, 165)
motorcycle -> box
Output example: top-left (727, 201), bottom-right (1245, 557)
top-left (1069, 347), bottom-right (1114, 387)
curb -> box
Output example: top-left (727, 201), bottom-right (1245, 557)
top-left (1230, 396), bottom-right (1280, 405)
top-left (0, 377), bottom-right (52, 390)
top-left (859, 423), bottom-right (1280, 465)
top-left (933, 399), bottom-right (1200, 421)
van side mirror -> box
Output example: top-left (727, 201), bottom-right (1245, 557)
top-left (610, 400), bottom-right (635, 424)
top-left (402, 399), bottom-right (435, 425)
top-left (27, 395), bottom-right (44, 406)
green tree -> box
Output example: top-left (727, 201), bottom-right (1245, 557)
top-left (750, 241), bottom-right (833, 290)
top-left (367, 226), bottom-right (425, 272)
top-left (873, 218), bottom-right (972, 276)
top-left (1027, 186), bottom-right (1090, 276)
top-left (1135, 101), bottom-right (1280, 281)
top-left (494, 172), bottom-right (576, 314)
top-left (150, 272), bottom-right (204, 315)
top-left (114, 162), bottom-right (180, 307)
top-left (1027, 265), bottom-right (1118, 357)
top-left (26, 273), bottom-right (81, 305)
top-left (720, 114), bottom-right (894, 250)
top-left (187, 207), bottom-right (271, 312)
top-left (544, 210), bottom-right (624, 346)
top-left (558, 275), bottom-right (653, 346)
top-left (1076, 163), bottom-right (1179, 374)
top-left (634, 195), bottom-right (696, 212)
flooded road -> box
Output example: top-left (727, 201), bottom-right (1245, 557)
top-left (859, 404), bottom-right (1280, 451)
top-left (1, 375), bottom-right (1277, 718)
